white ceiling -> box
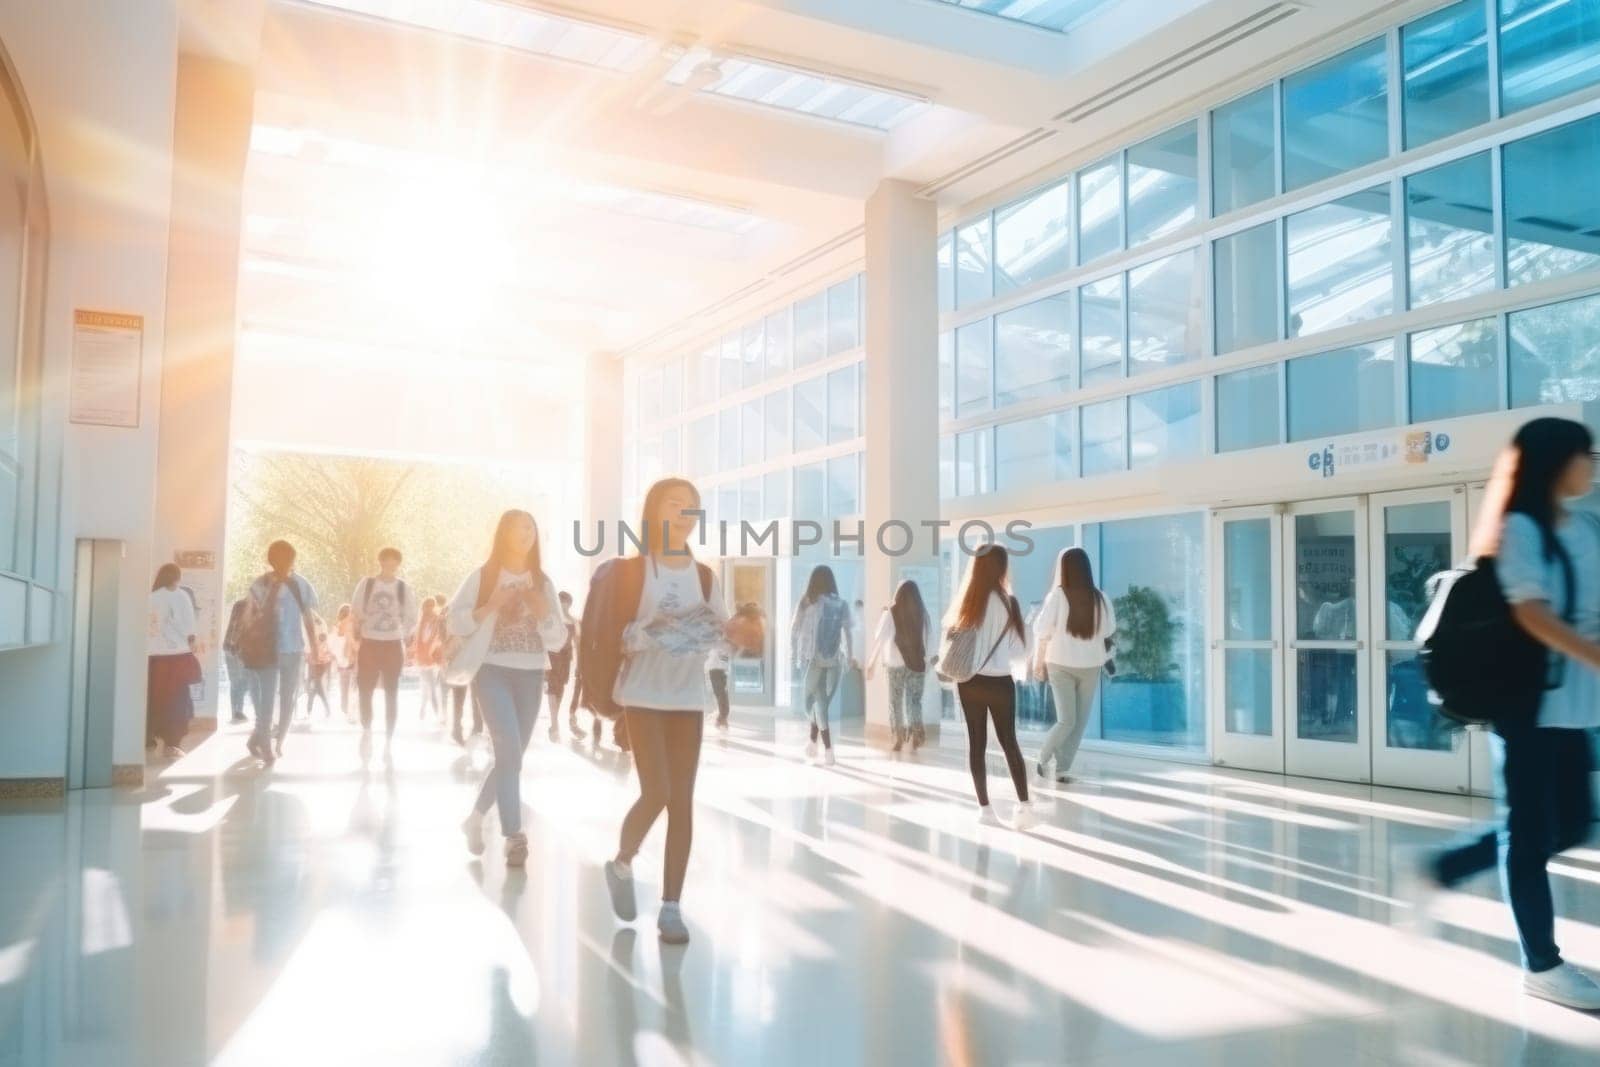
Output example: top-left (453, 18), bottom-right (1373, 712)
top-left (235, 0), bottom-right (1428, 368)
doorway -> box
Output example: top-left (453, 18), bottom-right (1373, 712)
top-left (1212, 485), bottom-right (1489, 794)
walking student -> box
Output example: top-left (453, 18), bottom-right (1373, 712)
top-left (865, 579), bottom-right (934, 752)
top-left (350, 547), bottom-right (419, 745)
top-left (705, 645), bottom-right (731, 732)
top-left (1031, 548), bottom-right (1115, 785)
top-left (583, 477), bottom-right (761, 945)
top-left (413, 596), bottom-right (446, 724)
top-left (790, 565), bottom-right (854, 766)
top-left (303, 615), bottom-right (335, 719)
top-left (450, 510), bottom-right (568, 868)
top-left (945, 544), bottom-right (1035, 830)
top-left (147, 564), bottom-right (199, 759)
top-left (545, 591), bottom-right (583, 742)
top-left (241, 540), bottom-right (319, 765)
top-left (331, 603), bottom-right (357, 722)
top-left (221, 595), bottom-right (253, 725)
top-left (1423, 417), bottom-right (1600, 1010)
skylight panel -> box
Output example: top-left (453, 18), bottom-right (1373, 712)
top-left (664, 51), bottom-right (926, 131)
top-left (300, 0), bottom-right (655, 72)
top-left (932, 0), bottom-right (1120, 34)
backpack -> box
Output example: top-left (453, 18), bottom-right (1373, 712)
top-left (237, 574), bottom-right (311, 670)
top-left (812, 596), bottom-right (848, 664)
top-left (578, 556), bottom-right (713, 721)
top-left (1416, 525), bottom-right (1580, 729)
top-left (936, 595), bottom-right (1018, 685)
top-left (361, 576), bottom-right (407, 616)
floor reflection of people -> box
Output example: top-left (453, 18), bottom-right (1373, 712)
top-left (484, 966), bottom-right (537, 1065)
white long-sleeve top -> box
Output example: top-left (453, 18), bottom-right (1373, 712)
top-left (1032, 586), bottom-right (1117, 669)
top-left (868, 608), bottom-right (936, 671)
top-left (956, 591), bottom-right (1030, 679)
top-left (148, 587), bottom-right (197, 656)
top-left (447, 566), bottom-right (568, 671)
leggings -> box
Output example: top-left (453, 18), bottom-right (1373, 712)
top-left (886, 666), bottom-right (926, 742)
top-left (617, 709), bottom-right (704, 902)
top-left (451, 683), bottom-right (484, 735)
top-left (956, 673), bottom-right (1029, 807)
top-left (707, 669), bottom-right (730, 724)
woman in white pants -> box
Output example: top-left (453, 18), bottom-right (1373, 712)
top-left (1032, 548), bottom-right (1115, 785)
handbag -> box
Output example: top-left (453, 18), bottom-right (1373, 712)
top-left (441, 570), bottom-right (498, 688)
top-left (177, 652), bottom-right (203, 686)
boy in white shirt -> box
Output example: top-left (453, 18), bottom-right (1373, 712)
top-left (350, 547), bottom-right (420, 744)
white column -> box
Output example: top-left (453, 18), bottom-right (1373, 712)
top-left (862, 180), bottom-right (939, 746)
top-left (152, 53), bottom-right (256, 723)
top-left (581, 354), bottom-right (625, 579)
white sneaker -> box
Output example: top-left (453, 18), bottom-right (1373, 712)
top-left (804, 740), bottom-right (818, 761)
top-left (823, 748), bottom-right (836, 767)
top-left (1524, 963), bottom-right (1600, 1010)
top-left (1011, 802), bottom-right (1038, 831)
top-left (462, 812), bottom-right (486, 857)
top-left (977, 805), bottom-right (1001, 827)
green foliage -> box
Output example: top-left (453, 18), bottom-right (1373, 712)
top-left (225, 449), bottom-right (553, 615)
top-left (1112, 585), bottom-right (1179, 682)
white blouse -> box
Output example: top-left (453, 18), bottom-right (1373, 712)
top-left (1032, 586), bottom-right (1117, 669)
top-left (953, 591), bottom-right (1029, 679)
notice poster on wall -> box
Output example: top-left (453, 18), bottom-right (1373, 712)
top-left (175, 549), bottom-right (220, 715)
top-left (69, 309), bottom-right (143, 428)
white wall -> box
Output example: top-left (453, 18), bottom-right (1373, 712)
top-left (0, 0), bottom-right (178, 778)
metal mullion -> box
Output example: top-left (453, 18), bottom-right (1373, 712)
top-left (1486, 0), bottom-right (1502, 122)
top-left (1272, 77), bottom-right (1285, 198)
top-left (1387, 25), bottom-right (1405, 158)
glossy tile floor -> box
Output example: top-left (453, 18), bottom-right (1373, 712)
top-left (2, 700), bottom-right (1600, 1066)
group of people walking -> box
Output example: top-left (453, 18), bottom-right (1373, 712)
top-left (141, 420), bottom-right (1600, 1009)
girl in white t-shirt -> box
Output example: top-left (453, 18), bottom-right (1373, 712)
top-left (1030, 548), bottom-right (1116, 785)
top-left (450, 510), bottom-right (568, 870)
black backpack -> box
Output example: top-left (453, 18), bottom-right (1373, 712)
top-left (1416, 540), bottom-right (1576, 730)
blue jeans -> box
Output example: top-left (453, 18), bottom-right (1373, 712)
top-left (803, 661), bottom-right (841, 734)
top-left (225, 651), bottom-right (253, 719)
top-left (250, 653), bottom-right (304, 746)
top-left (472, 664), bottom-right (544, 835)
top-left (1433, 724), bottom-right (1595, 973)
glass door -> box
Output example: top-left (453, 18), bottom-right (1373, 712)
top-left (1210, 507), bottom-right (1283, 773)
top-left (1368, 487), bottom-right (1471, 792)
top-left (1284, 498), bottom-right (1372, 782)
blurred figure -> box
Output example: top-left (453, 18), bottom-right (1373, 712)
top-left (1031, 548), bottom-right (1115, 785)
top-left (704, 644), bottom-right (730, 733)
top-left (791, 565), bottom-right (854, 766)
top-left (945, 544), bottom-right (1034, 830)
top-left (546, 591), bottom-right (583, 741)
top-left (221, 594), bottom-right (253, 725)
top-left (866, 580), bottom-right (934, 753)
top-left (413, 595), bottom-right (446, 724)
top-left (241, 540), bottom-right (319, 765)
top-left (350, 547), bottom-right (418, 746)
top-left (1423, 418), bottom-right (1600, 1010)
top-left (147, 563), bottom-right (198, 759)
top-left (330, 603), bottom-right (357, 722)
top-left (303, 614), bottom-right (335, 719)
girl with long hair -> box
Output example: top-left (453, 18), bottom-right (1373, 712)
top-left (303, 614), bottom-right (334, 719)
top-left (946, 544), bottom-right (1035, 829)
top-left (1424, 417), bottom-right (1600, 1010)
top-left (147, 563), bottom-right (197, 759)
top-left (1031, 548), bottom-right (1116, 784)
top-left (448, 510), bottom-right (568, 868)
top-left (589, 477), bottom-right (761, 945)
top-left (790, 564), bottom-right (854, 765)
top-left (865, 579), bottom-right (935, 752)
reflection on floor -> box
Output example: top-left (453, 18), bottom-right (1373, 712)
top-left (2, 702), bottom-right (1599, 1066)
